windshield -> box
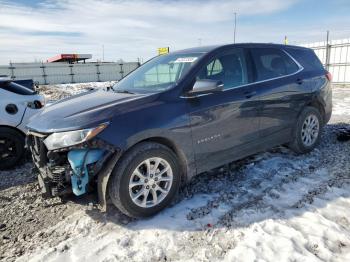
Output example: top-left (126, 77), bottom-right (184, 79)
top-left (113, 52), bottom-right (203, 93)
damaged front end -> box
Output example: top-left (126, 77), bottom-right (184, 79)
top-left (27, 127), bottom-right (120, 210)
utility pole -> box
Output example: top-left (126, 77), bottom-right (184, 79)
top-left (102, 44), bottom-right (105, 62)
top-left (233, 12), bottom-right (237, 44)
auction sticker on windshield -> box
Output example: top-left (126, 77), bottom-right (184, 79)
top-left (174, 57), bottom-right (198, 63)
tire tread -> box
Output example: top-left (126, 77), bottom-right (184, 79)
top-left (0, 127), bottom-right (25, 170)
top-left (108, 142), bottom-right (180, 218)
top-left (289, 106), bottom-right (323, 154)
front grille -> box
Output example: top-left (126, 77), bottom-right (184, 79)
top-left (27, 133), bottom-right (70, 197)
top-left (27, 132), bottom-right (116, 198)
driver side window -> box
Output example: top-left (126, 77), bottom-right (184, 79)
top-left (197, 49), bottom-right (248, 90)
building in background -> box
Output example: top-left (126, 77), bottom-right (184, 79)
top-left (47, 54), bottom-right (92, 64)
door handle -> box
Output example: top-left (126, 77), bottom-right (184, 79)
top-left (296, 78), bottom-right (303, 85)
top-left (244, 91), bottom-right (257, 98)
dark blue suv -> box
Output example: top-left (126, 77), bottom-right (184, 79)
top-left (27, 43), bottom-right (332, 217)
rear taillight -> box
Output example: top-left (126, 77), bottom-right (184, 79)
top-left (326, 71), bottom-right (332, 82)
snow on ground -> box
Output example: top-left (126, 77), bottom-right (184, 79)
top-left (20, 140), bottom-right (350, 262)
top-left (332, 86), bottom-right (350, 117)
top-left (37, 81), bottom-right (116, 101)
top-left (1, 83), bottom-right (350, 261)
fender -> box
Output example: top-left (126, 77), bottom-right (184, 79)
top-left (97, 153), bottom-right (121, 211)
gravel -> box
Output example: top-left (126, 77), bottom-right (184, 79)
top-left (0, 83), bottom-right (349, 261)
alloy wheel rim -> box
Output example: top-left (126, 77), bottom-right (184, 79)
top-left (301, 114), bottom-right (319, 147)
top-left (129, 157), bottom-right (173, 208)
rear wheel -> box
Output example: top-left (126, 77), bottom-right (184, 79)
top-left (108, 142), bottom-right (181, 218)
top-left (0, 127), bottom-right (25, 170)
top-left (289, 107), bottom-right (323, 154)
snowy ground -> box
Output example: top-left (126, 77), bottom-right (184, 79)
top-left (1, 83), bottom-right (350, 262)
top-left (37, 81), bottom-right (116, 101)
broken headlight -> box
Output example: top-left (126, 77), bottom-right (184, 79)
top-left (43, 123), bottom-right (109, 150)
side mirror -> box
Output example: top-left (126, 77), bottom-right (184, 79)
top-left (188, 79), bottom-right (224, 96)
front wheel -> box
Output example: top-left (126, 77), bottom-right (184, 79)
top-left (108, 142), bottom-right (181, 218)
top-left (289, 106), bottom-right (323, 154)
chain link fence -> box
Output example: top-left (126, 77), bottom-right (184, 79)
top-left (0, 62), bottom-right (140, 85)
top-left (1, 37), bottom-right (350, 85)
top-left (301, 38), bottom-right (350, 84)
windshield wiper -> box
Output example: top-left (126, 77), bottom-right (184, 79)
top-left (114, 89), bottom-right (135, 94)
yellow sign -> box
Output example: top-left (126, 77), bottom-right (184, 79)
top-left (158, 47), bottom-right (169, 55)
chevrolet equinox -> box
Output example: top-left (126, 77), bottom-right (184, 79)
top-left (27, 43), bottom-right (332, 218)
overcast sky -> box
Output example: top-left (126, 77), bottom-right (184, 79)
top-left (0, 0), bottom-right (350, 64)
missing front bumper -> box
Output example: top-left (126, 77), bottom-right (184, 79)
top-left (68, 148), bottom-right (106, 196)
top-left (27, 134), bottom-right (119, 204)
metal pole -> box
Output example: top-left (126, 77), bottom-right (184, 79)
top-left (9, 61), bottom-right (15, 80)
top-left (344, 42), bottom-right (349, 84)
top-left (102, 45), bottom-right (105, 62)
top-left (96, 63), bottom-right (101, 82)
top-left (119, 63), bottom-right (124, 79)
top-left (41, 62), bottom-right (47, 85)
top-left (325, 30), bottom-right (331, 71)
top-left (233, 12), bottom-right (237, 43)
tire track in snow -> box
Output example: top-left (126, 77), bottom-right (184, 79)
top-left (185, 126), bottom-right (350, 229)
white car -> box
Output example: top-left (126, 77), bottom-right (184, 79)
top-left (0, 78), bottom-right (45, 169)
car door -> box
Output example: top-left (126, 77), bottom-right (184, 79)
top-left (185, 48), bottom-right (260, 173)
top-left (249, 47), bottom-right (309, 141)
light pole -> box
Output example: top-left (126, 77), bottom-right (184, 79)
top-left (233, 12), bottom-right (237, 44)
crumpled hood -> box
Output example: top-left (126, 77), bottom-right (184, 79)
top-left (26, 89), bottom-right (148, 133)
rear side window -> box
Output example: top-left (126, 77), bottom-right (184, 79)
top-left (250, 48), bottom-right (300, 81)
top-left (286, 48), bottom-right (324, 72)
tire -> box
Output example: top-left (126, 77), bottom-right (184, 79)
top-left (0, 127), bottom-right (25, 170)
top-left (108, 142), bottom-right (181, 218)
top-left (288, 106), bottom-right (323, 154)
